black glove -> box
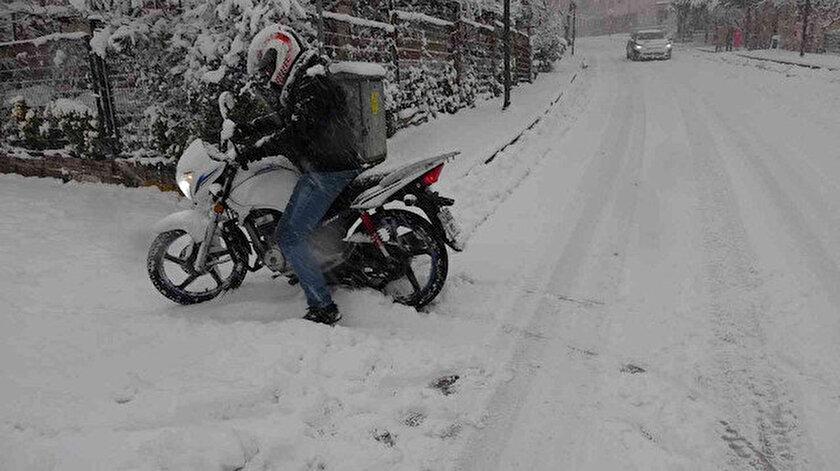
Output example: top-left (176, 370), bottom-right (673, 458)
top-left (232, 143), bottom-right (252, 170)
top-left (231, 122), bottom-right (251, 146)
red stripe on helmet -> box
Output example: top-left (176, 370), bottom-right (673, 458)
top-left (273, 33), bottom-right (292, 44)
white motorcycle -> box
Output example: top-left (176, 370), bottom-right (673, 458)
top-left (147, 93), bottom-right (463, 308)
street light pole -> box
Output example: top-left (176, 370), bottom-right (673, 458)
top-left (503, 0), bottom-right (512, 110)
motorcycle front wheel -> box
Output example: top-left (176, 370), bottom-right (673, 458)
top-left (365, 210), bottom-right (449, 308)
top-left (147, 229), bottom-right (247, 305)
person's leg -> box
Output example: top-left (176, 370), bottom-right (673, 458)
top-left (275, 170), bottom-right (359, 309)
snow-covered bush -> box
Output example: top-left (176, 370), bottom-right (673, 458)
top-left (41, 99), bottom-right (102, 159)
top-left (383, 75), bottom-right (400, 137)
top-left (522, 1), bottom-right (566, 73)
top-left (394, 62), bottom-right (475, 127)
top-left (143, 105), bottom-right (191, 162)
top-left (82, 0), bottom-right (313, 158)
top-left (533, 36), bottom-right (567, 72)
top-left (7, 97), bottom-right (45, 148)
top-left (458, 68), bottom-right (479, 107)
top-left (7, 97), bottom-right (103, 158)
top-left (58, 0), bottom-right (539, 152)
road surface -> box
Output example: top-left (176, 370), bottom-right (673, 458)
top-left (456, 37), bottom-right (840, 470)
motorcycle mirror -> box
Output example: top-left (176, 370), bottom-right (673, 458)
top-left (218, 91), bottom-right (234, 120)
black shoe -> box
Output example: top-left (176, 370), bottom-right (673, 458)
top-left (303, 303), bottom-right (341, 325)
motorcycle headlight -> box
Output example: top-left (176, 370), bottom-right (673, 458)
top-left (634, 44), bottom-right (643, 50)
top-left (178, 173), bottom-right (194, 200)
top-left (666, 43), bottom-right (672, 49)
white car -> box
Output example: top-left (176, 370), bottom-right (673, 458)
top-left (626, 29), bottom-right (672, 61)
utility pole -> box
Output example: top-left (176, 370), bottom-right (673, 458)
top-left (503, 0), bottom-right (512, 110)
top-left (800, 0), bottom-right (812, 56)
top-left (316, 0), bottom-right (325, 54)
top-left (571, 0), bottom-right (577, 56)
top-left (565, 12), bottom-right (571, 45)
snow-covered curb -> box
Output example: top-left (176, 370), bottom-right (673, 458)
top-left (734, 51), bottom-right (840, 71)
top-left (694, 46), bottom-right (840, 71)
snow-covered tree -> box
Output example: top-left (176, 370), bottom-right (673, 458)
top-left (68, 0), bottom-right (314, 158)
top-left (673, 0), bottom-right (719, 41)
top-left (520, 0), bottom-right (566, 71)
top-left (797, 0), bottom-right (840, 54)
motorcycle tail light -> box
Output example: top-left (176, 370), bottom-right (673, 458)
top-left (422, 164), bottom-right (444, 186)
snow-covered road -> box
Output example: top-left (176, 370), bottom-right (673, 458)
top-left (457, 39), bottom-right (840, 470)
top-left (3, 37), bottom-right (840, 470)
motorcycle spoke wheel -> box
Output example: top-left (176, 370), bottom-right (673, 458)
top-left (177, 273), bottom-right (200, 290)
top-left (164, 253), bottom-right (188, 265)
top-left (209, 266), bottom-right (225, 287)
top-left (402, 260), bottom-right (424, 295)
top-left (148, 230), bottom-right (247, 305)
top-left (366, 210), bottom-right (448, 308)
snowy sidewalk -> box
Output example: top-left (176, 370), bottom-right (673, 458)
top-left (695, 45), bottom-right (840, 71)
top-left (385, 56), bottom-right (584, 175)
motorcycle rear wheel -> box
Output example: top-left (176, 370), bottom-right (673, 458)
top-left (366, 210), bottom-right (449, 308)
top-left (147, 229), bottom-right (247, 305)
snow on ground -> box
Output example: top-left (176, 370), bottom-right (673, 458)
top-left (0, 56), bottom-right (589, 470)
top-left (5, 35), bottom-right (840, 471)
top-left (696, 45), bottom-right (840, 70)
top-left (455, 37), bottom-right (840, 470)
top-left (687, 46), bottom-right (840, 136)
top-left (0, 175), bottom-right (493, 471)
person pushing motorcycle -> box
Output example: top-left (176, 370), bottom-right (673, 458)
top-left (234, 24), bottom-right (361, 325)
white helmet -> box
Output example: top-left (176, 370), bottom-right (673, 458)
top-left (247, 24), bottom-right (306, 87)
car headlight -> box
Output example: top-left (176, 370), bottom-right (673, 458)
top-left (178, 173), bottom-right (194, 200)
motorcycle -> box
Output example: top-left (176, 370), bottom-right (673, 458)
top-left (147, 92), bottom-right (464, 308)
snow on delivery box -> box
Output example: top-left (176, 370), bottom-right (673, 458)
top-left (329, 61), bottom-right (388, 167)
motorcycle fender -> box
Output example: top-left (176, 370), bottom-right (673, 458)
top-left (414, 192), bottom-right (465, 252)
top-left (154, 210), bottom-right (211, 243)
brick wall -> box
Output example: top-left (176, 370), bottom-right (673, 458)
top-left (321, 7), bottom-right (533, 127)
top-left (0, 152), bottom-right (176, 190)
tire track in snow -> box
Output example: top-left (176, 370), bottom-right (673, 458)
top-left (455, 54), bottom-right (649, 470)
top-left (446, 64), bottom-right (597, 245)
top-left (676, 92), bottom-right (809, 471)
top-left (692, 86), bottom-right (840, 325)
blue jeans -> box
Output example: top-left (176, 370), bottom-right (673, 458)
top-left (275, 170), bottom-right (360, 309)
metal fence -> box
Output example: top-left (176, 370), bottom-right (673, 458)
top-left (0, 35), bottom-right (95, 109)
top-left (0, 27), bottom-right (122, 153)
top-left (1, 9), bottom-right (532, 157)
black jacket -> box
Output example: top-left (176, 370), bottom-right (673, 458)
top-left (236, 54), bottom-right (361, 173)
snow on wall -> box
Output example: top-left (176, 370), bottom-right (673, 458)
top-left (46, 98), bottom-right (94, 117)
top-left (461, 18), bottom-right (496, 32)
top-left (0, 31), bottom-right (88, 48)
top-left (322, 11), bottom-right (396, 33)
top-left (394, 10), bottom-right (456, 27)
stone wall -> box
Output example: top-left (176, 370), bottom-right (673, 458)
top-left (0, 153), bottom-right (176, 191)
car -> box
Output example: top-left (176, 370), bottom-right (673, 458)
top-left (626, 29), bottom-right (672, 61)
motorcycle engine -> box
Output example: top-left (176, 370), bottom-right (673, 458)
top-left (245, 210), bottom-right (287, 272)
